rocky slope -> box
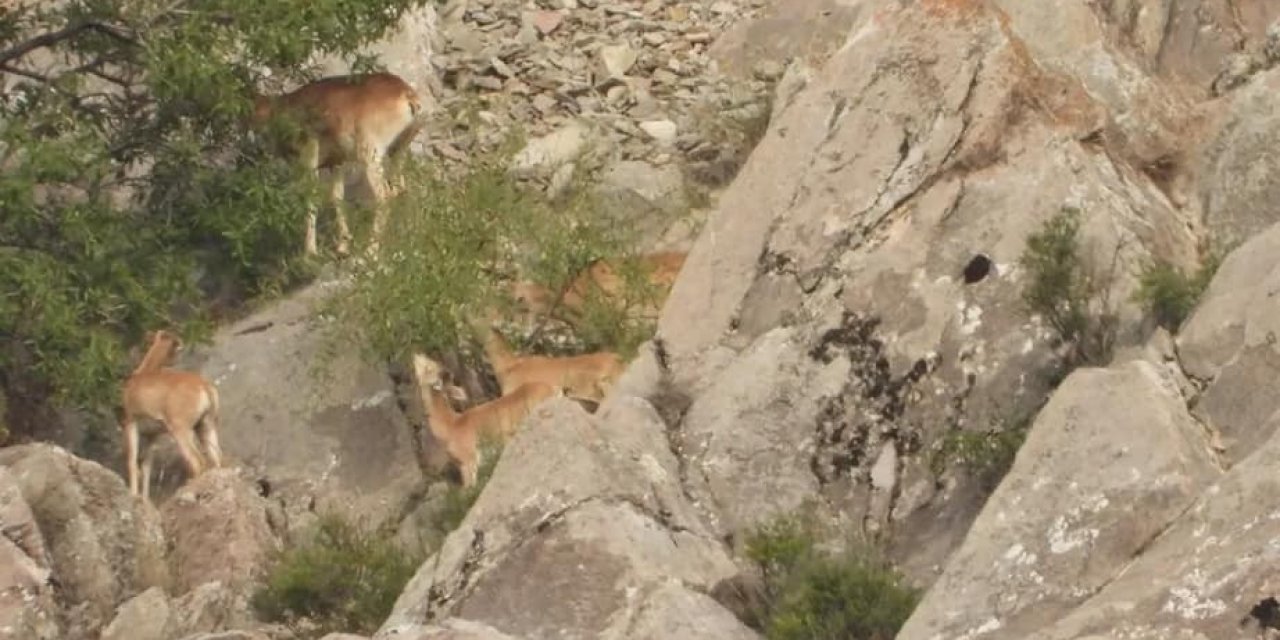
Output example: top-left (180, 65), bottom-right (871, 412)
top-left (11, 0), bottom-right (1280, 638)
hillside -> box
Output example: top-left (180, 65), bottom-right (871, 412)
top-left (5, 0), bottom-right (1280, 639)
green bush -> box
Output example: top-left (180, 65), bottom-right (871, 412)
top-left (322, 150), bottom-right (651, 367)
top-left (1132, 248), bottom-right (1224, 332)
top-left (743, 513), bottom-right (920, 640)
top-left (1019, 207), bottom-right (1119, 367)
top-left (253, 514), bottom-right (424, 638)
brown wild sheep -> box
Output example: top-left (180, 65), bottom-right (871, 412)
top-left (481, 328), bottom-right (623, 403)
top-left (411, 354), bottom-right (561, 487)
top-left (250, 72), bottom-right (427, 257)
top-left (510, 251), bottom-right (687, 322)
top-left (119, 330), bottom-right (223, 500)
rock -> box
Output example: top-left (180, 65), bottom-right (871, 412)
top-left (0, 443), bottom-right (169, 639)
top-left (101, 587), bottom-right (171, 640)
top-left (1196, 67), bottom-right (1280, 251)
top-left (1177, 221), bottom-right (1280, 462)
top-left (379, 398), bottom-right (746, 638)
top-left (1030, 420), bottom-right (1280, 638)
top-left (1267, 19), bottom-right (1280, 63)
top-left (375, 618), bottom-right (520, 639)
top-left (159, 468), bottom-right (284, 594)
top-left (708, 0), bottom-right (860, 79)
top-left (509, 120), bottom-right (591, 179)
top-left (188, 281), bottom-right (423, 537)
top-left (638, 119), bottom-right (678, 144)
top-left (1210, 51), bottom-right (1259, 96)
top-left (595, 159), bottom-right (691, 248)
top-left (897, 360), bottom-right (1222, 639)
top-left (177, 632), bottom-right (277, 640)
top-left (527, 10), bottom-right (563, 35)
top-left (598, 44), bottom-right (638, 78)
top-left (0, 467), bottom-right (59, 640)
top-left (658, 0), bottom-right (1198, 589)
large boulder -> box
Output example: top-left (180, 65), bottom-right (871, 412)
top-left (101, 582), bottom-right (263, 640)
top-left (380, 397), bottom-right (755, 639)
top-left (897, 359), bottom-right (1222, 639)
top-left (159, 468), bottom-right (285, 594)
top-left (1031, 420), bottom-right (1280, 638)
top-left (654, 0), bottom-right (1199, 585)
top-left (1194, 68), bottom-right (1280, 252)
top-left (1177, 221), bottom-right (1280, 462)
top-left (0, 444), bottom-right (169, 639)
top-left (0, 466), bottom-right (60, 640)
top-left (186, 281), bottom-right (423, 535)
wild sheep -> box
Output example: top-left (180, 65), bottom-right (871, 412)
top-left (481, 328), bottom-right (623, 404)
top-left (118, 330), bottom-right (223, 501)
top-left (250, 72), bottom-right (427, 257)
top-left (411, 353), bottom-right (561, 487)
top-left (510, 251), bottom-right (687, 322)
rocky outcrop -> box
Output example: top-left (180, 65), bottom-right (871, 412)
top-left (898, 358), bottom-right (1222, 638)
top-left (0, 466), bottom-right (59, 640)
top-left (0, 444), bottom-right (169, 639)
top-left (160, 468), bottom-right (285, 594)
top-left (184, 281), bottom-right (422, 535)
top-left (1195, 67), bottom-right (1280, 252)
top-left (101, 582), bottom-right (264, 640)
top-left (653, 0), bottom-right (1205, 585)
top-left (1178, 221), bottom-right (1280, 462)
top-left (894, 219), bottom-right (1280, 637)
top-left (380, 397), bottom-right (756, 639)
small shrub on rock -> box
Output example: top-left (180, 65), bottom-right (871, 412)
top-left (1132, 247), bottom-right (1224, 332)
top-left (1019, 207), bottom-right (1119, 367)
top-left (743, 513), bottom-right (920, 640)
top-left (252, 514), bottom-right (423, 638)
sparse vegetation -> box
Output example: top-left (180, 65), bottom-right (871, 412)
top-left (1019, 207), bottom-right (1120, 368)
top-left (930, 412), bottom-right (1033, 491)
top-left (742, 512), bottom-right (920, 640)
top-left (1132, 247), bottom-right (1225, 332)
top-left (253, 513), bottom-right (425, 638)
top-left (322, 147), bottom-right (657, 370)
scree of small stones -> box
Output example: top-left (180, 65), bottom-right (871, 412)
top-left (421, 0), bottom-right (776, 189)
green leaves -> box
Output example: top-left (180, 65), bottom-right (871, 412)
top-left (326, 150), bottom-right (636, 365)
top-left (743, 512), bottom-right (920, 640)
top-left (0, 0), bottom-right (427, 437)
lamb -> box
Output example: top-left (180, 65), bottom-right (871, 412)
top-left (411, 354), bottom-right (561, 487)
top-left (118, 330), bottom-right (223, 500)
top-left (481, 328), bottom-right (623, 404)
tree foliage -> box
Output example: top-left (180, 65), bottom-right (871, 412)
top-left (0, 0), bottom-right (428, 437)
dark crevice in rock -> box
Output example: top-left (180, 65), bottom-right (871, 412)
top-left (647, 338), bottom-right (710, 530)
top-left (962, 253), bottom-right (993, 284)
top-left (1242, 596), bottom-right (1280, 631)
top-left (425, 528), bottom-right (487, 620)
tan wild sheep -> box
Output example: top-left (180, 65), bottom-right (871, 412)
top-left (480, 328), bottom-right (624, 404)
top-left (411, 354), bottom-right (562, 486)
top-left (118, 330), bottom-right (223, 501)
top-left (250, 72), bottom-right (427, 257)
